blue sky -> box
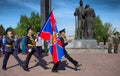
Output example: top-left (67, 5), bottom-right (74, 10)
top-left (0, 0), bottom-right (120, 36)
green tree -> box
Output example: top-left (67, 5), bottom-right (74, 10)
top-left (103, 22), bottom-right (116, 35)
top-left (29, 12), bottom-right (41, 33)
top-left (15, 12), bottom-right (41, 36)
top-left (0, 25), bottom-right (5, 35)
top-left (15, 15), bottom-right (29, 36)
top-left (93, 16), bottom-right (107, 41)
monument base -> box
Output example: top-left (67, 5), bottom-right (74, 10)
top-left (73, 39), bottom-right (98, 49)
top-left (66, 48), bottom-right (108, 53)
top-left (66, 39), bottom-right (101, 49)
top-left (65, 39), bottom-right (107, 53)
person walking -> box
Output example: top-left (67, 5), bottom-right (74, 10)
top-left (2, 35), bottom-right (6, 54)
top-left (22, 26), bottom-right (47, 71)
top-left (35, 32), bottom-right (44, 58)
top-left (51, 29), bottom-right (82, 73)
top-left (113, 33), bottom-right (120, 54)
top-left (2, 28), bottom-right (23, 70)
top-left (107, 35), bottom-right (113, 53)
top-left (21, 35), bottom-right (26, 55)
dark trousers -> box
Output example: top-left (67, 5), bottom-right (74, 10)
top-left (24, 47), bottom-right (46, 69)
top-left (114, 44), bottom-right (118, 54)
top-left (52, 49), bottom-right (78, 71)
top-left (2, 51), bottom-right (23, 68)
top-left (24, 48), bottom-right (36, 68)
top-left (64, 50), bottom-right (78, 66)
top-left (108, 43), bottom-right (112, 53)
top-left (104, 41), bottom-right (106, 45)
top-left (35, 46), bottom-right (42, 58)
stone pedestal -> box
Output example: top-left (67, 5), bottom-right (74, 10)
top-left (66, 39), bottom-right (99, 49)
top-left (73, 39), bottom-right (98, 49)
top-left (65, 39), bottom-right (107, 53)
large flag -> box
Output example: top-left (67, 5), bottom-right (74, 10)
top-left (39, 11), bottom-right (64, 64)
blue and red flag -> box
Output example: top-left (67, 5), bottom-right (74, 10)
top-left (39, 11), bottom-right (64, 64)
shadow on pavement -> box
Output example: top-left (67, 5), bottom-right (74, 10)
top-left (29, 59), bottom-right (50, 70)
top-left (7, 64), bottom-right (19, 69)
top-left (48, 60), bottom-right (81, 71)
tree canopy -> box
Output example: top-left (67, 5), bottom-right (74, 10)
top-left (93, 16), bottom-right (119, 41)
top-left (15, 12), bottom-right (41, 36)
top-left (0, 25), bottom-right (5, 36)
top-left (93, 16), bottom-right (106, 41)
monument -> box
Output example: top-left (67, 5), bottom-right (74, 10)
top-left (41, 0), bottom-right (51, 26)
top-left (40, 0), bottom-right (107, 53)
top-left (74, 0), bottom-right (85, 39)
top-left (84, 4), bottom-right (96, 39)
top-left (74, 0), bottom-right (96, 39)
top-left (73, 0), bottom-right (98, 49)
top-left (66, 0), bottom-right (107, 53)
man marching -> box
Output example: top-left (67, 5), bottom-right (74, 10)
top-left (2, 28), bottom-right (23, 70)
top-left (52, 29), bottom-right (82, 72)
top-left (22, 26), bottom-right (47, 72)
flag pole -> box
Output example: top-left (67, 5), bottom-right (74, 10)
top-left (51, 8), bottom-right (54, 12)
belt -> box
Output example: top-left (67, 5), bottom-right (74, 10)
top-left (6, 44), bottom-right (12, 47)
top-left (28, 44), bottom-right (35, 47)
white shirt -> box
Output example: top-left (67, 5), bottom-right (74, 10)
top-left (35, 37), bottom-right (44, 47)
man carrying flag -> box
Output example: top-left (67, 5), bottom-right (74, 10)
top-left (39, 10), bottom-right (64, 72)
top-left (39, 10), bottom-right (81, 73)
top-left (57, 29), bottom-right (82, 71)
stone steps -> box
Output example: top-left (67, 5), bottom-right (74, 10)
top-left (65, 39), bottom-right (108, 53)
top-left (66, 48), bottom-right (108, 53)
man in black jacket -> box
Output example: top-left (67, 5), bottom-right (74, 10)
top-left (22, 26), bottom-right (37, 72)
top-left (2, 28), bottom-right (23, 70)
top-left (22, 26), bottom-right (47, 72)
top-left (52, 29), bottom-right (82, 72)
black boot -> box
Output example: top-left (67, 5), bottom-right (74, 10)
top-left (74, 63), bottom-right (82, 71)
top-left (2, 67), bottom-right (7, 71)
top-left (22, 65), bottom-right (30, 72)
top-left (51, 68), bottom-right (58, 73)
top-left (51, 62), bottom-right (60, 73)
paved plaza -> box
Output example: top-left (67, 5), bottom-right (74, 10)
top-left (0, 45), bottom-right (120, 76)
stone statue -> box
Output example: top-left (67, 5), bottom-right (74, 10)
top-left (84, 5), bottom-right (96, 39)
top-left (74, 0), bottom-right (85, 39)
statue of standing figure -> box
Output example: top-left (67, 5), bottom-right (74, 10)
top-left (74, 0), bottom-right (96, 39)
top-left (74, 0), bottom-right (85, 39)
top-left (84, 5), bottom-right (96, 39)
